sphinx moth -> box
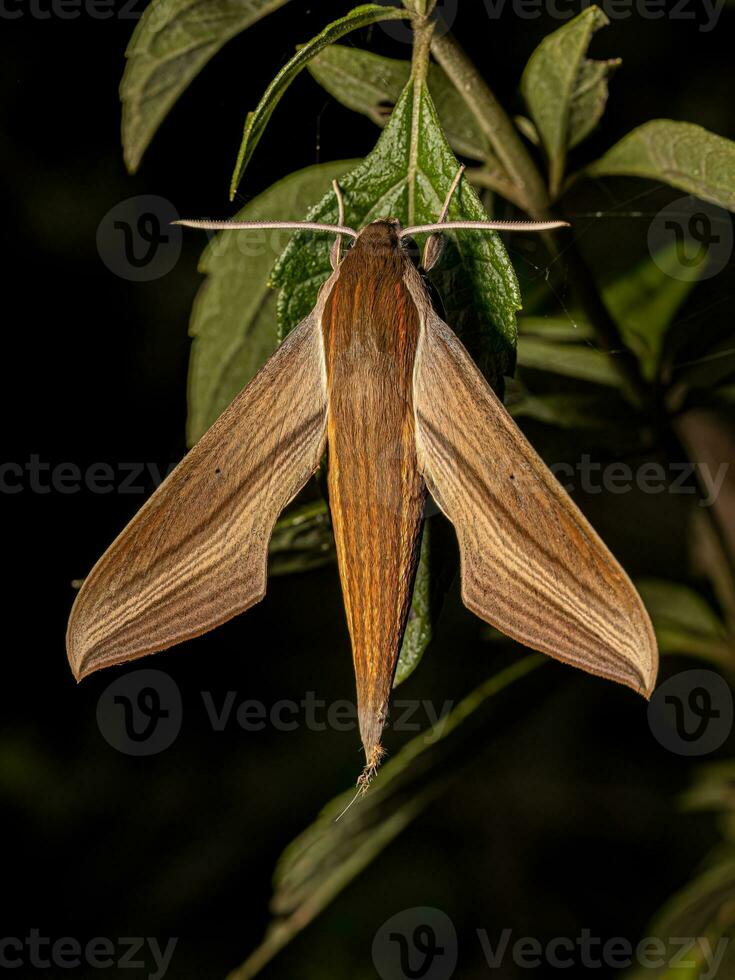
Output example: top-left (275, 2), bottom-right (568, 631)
top-left (67, 170), bottom-right (658, 784)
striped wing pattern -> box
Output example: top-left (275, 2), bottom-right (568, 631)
top-left (67, 311), bottom-right (329, 681)
top-left (413, 308), bottom-right (658, 697)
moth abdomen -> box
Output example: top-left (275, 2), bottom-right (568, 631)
top-left (322, 222), bottom-right (426, 773)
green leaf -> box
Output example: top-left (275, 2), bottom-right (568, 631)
top-left (520, 6), bottom-right (615, 197)
top-left (674, 338), bottom-right (735, 391)
top-left (121, 0), bottom-right (294, 173)
top-left (394, 525), bottom-right (432, 688)
top-left (517, 335), bottom-right (622, 386)
top-left (714, 384), bottom-right (735, 406)
top-left (273, 81), bottom-right (522, 386)
top-left (682, 760), bottom-right (735, 822)
top-left (637, 578), bottom-right (729, 661)
top-left (514, 115), bottom-right (541, 147)
top-left (186, 160), bottom-right (356, 445)
top-left (229, 3), bottom-right (412, 199)
top-left (507, 382), bottom-right (622, 430)
top-left (567, 54), bottom-right (620, 150)
top-left (394, 516), bottom-right (456, 688)
top-left (624, 853), bottom-right (735, 980)
top-left (226, 656), bottom-right (544, 980)
top-left (584, 121), bottom-right (735, 211)
top-left (518, 315), bottom-right (593, 342)
top-left (601, 243), bottom-right (700, 380)
top-left (268, 500), bottom-right (335, 576)
top-left (307, 44), bottom-right (492, 164)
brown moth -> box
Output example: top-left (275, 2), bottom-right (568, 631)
top-left (67, 170), bottom-right (658, 786)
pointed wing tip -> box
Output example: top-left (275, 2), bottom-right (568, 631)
top-left (618, 631), bottom-right (659, 701)
top-left (641, 660), bottom-right (658, 701)
top-left (635, 606), bottom-right (660, 701)
top-left (69, 655), bottom-right (93, 684)
top-left (66, 634), bottom-right (90, 684)
top-left (66, 608), bottom-right (99, 684)
top-left (625, 665), bottom-right (657, 701)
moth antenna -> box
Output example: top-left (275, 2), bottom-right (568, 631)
top-left (437, 164), bottom-right (466, 224)
top-left (403, 219), bottom-right (569, 236)
top-left (330, 179), bottom-right (346, 269)
top-left (173, 219), bottom-right (359, 237)
top-left (332, 179), bottom-right (346, 226)
top-left (422, 164), bottom-right (467, 271)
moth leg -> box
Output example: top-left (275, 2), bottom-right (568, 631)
top-left (330, 179), bottom-right (346, 270)
top-left (422, 164), bottom-right (466, 272)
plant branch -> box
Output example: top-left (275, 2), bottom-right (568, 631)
top-left (431, 31), bottom-right (647, 400)
top-left (410, 13), bottom-right (434, 82)
top-left (466, 165), bottom-right (532, 212)
top-left (407, 14), bottom-right (436, 222)
top-left (431, 30), bottom-right (549, 219)
top-left (403, 0), bottom-right (436, 14)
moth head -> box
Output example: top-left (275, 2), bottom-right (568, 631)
top-left (348, 219), bottom-right (404, 259)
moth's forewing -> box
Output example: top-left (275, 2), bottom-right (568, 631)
top-left (410, 302), bottom-right (658, 697)
top-left (322, 222), bottom-right (427, 769)
top-left (66, 303), bottom-right (333, 681)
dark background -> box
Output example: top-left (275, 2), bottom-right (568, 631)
top-left (2, 1), bottom-right (734, 977)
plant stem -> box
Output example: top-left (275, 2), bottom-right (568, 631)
top-left (407, 15), bottom-right (435, 222)
top-left (414, 19), bottom-right (652, 406)
top-left (431, 30), bottom-right (647, 400)
top-left (466, 166), bottom-right (529, 212)
top-left (410, 14), bottom-right (434, 82)
top-left (403, 0), bottom-right (436, 14)
top-left (431, 30), bottom-right (550, 219)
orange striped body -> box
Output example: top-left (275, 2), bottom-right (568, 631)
top-left (321, 221), bottom-right (427, 768)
